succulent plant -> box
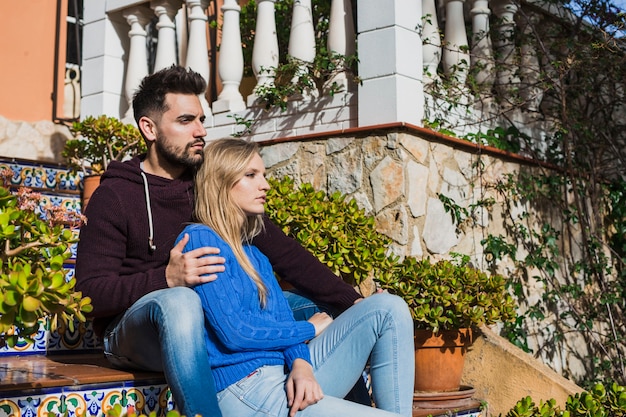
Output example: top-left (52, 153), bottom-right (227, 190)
top-left (63, 115), bottom-right (146, 175)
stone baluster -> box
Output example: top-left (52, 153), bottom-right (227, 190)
top-left (519, 12), bottom-right (543, 112)
top-left (288, 0), bottom-right (317, 97)
top-left (213, 0), bottom-right (246, 113)
top-left (185, 0), bottom-right (213, 119)
top-left (492, 0), bottom-right (520, 100)
top-left (122, 6), bottom-right (152, 122)
top-left (442, 0), bottom-right (470, 85)
top-left (249, 0), bottom-right (279, 105)
top-left (422, 0), bottom-right (442, 85)
top-left (327, 0), bottom-right (356, 92)
top-left (470, 0), bottom-right (495, 88)
top-left (152, 0), bottom-right (183, 71)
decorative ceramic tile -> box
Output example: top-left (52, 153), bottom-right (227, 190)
top-left (0, 317), bottom-right (102, 356)
top-left (1, 383), bottom-right (176, 417)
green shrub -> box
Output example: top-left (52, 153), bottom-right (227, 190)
top-left (504, 383), bottom-right (626, 417)
top-left (0, 174), bottom-right (92, 347)
top-left (63, 115), bottom-right (146, 175)
top-left (377, 256), bottom-right (518, 333)
top-left (265, 176), bottom-right (397, 292)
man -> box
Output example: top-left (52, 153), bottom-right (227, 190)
top-left (75, 65), bottom-right (362, 417)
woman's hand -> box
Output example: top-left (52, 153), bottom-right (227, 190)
top-left (286, 359), bottom-right (323, 417)
top-left (307, 312), bottom-right (333, 336)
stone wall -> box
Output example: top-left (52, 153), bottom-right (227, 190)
top-left (260, 128), bottom-right (519, 263)
top-left (259, 126), bottom-right (590, 383)
top-left (0, 116), bottom-right (72, 163)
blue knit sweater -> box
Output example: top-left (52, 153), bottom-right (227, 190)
top-left (176, 224), bottom-right (316, 392)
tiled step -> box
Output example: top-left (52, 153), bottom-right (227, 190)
top-left (0, 158), bottom-right (174, 416)
top-left (0, 354), bottom-right (171, 416)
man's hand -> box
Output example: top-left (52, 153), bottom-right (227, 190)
top-left (307, 312), bottom-right (333, 337)
top-left (165, 233), bottom-right (226, 287)
top-left (286, 359), bottom-right (323, 417)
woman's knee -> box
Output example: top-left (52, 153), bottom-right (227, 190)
top-left (368, 292), bottom-right (412, 323)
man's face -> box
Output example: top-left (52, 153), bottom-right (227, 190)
top-left (154, 93), bottom-right (207, 169)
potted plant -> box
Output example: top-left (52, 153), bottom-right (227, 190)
top-left (0, 170), bottom-right (92, 348)
top-left (62, 115), bottom-right (146, 209)
top-left (376, 255), bottom-right (518, 393)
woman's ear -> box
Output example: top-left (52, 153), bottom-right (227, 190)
top-left (138, 116), bottom-right (157, 143)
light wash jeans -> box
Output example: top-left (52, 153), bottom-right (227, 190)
top-left (102, 287), bottom-right (341, 417)
top-left (216, 293), bottom-right (415, 417)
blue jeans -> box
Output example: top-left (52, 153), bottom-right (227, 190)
top-left (103, 287), bottom-right (221, 417)
top-left (103, 288), bottom-right (337, 417)
top-left (216, 293), bottom-right (415, 417)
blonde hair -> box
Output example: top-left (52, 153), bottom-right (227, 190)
top-left (194, 138), bottom-right (268, 306)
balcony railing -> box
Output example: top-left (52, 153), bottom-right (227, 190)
top-left (82, 0), bottom-right (543, 140)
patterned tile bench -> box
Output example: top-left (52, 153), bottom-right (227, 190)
top-left (0, 157), bottom-right (173, 417)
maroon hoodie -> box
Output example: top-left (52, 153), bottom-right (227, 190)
top-left (75, 156), bottom-right (361, 337)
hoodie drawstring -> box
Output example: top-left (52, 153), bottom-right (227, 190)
top-left (140, 171), bottom-right (157, 252)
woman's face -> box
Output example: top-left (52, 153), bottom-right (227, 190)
top-left (231, 153), bottom-right (270, 216)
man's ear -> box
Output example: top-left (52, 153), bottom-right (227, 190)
top-left (138, 116), bottom-right (157, 143)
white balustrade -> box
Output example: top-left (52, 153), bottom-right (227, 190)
top-left (442, 0), bottom-right (470, 85)
top-left (212, 0), bottom-right (246, 113)
top-left (422, 0), bottom-right (442, 85)
top-left (471, 0), bottom-right (495, 88)
top-left (327, 0), bottom-right (356, 92)
top-left (492, 0), bottom-right (520, 99)
top-left (152, 0), bottom-right (182, 71)
top-left (249, 0), bottom-right (279, 105)
top-left (185, 0), bottom-right (213, 119)
top-left (288, 0), bottom-right (316, 97)
top-left (123, 6), bottom-right (152, 122)
top-left (519, 12), bottom-right (543, 111)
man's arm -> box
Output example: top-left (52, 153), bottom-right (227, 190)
top-left (253, 217), bottom-right (362, 313)
top-left (75, 185), bottom-right (167, 318)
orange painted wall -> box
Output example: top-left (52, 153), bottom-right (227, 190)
top-left (0, 0), bottom-right (67, 122)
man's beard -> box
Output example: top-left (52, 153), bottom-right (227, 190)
top-left (155, 136), bottom-right (205, 169)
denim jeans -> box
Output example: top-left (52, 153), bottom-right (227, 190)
top-left (103, 288), bottom-right (336, 417)
top-left (103, 287), bottom-right (221, 417)
top-left (216, 293), bottom-right (415, 417)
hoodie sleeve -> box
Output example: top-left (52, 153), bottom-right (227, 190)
top-left (253, 216), bottom-right (362, 313)
top-left (75, 182), bottom-right (168, 319)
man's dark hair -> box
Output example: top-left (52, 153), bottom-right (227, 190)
top-left (132, 65), bottom-right (207, 125)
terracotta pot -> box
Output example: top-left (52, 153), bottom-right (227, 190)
top-left (81, 174), bottom-right (101, 211)
top-left (413, 328), bottom-right (473, 392)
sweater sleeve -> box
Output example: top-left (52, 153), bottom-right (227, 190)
top-left (181, 226), bottom-right (316, 353)
top-left (75, 184), bottom-right (167, 318)
top-left (253, 216), bottom-right (362, 313)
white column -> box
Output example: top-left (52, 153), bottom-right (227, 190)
top-left (492, 0), bottom-right (520, 99)
top-left (357, 0), bottom-right (423, 126)
top-left (248, 0), bottom-right (279, 105)
top-left (470, 0), bottom-right (495, 88)
top-left (327, 0), bottom-right (356, 91)
top-left (442, 0), bottom-right (470, 85)
top-left (288, 0), bottom-right (316, 96)
top-left (185, 0), bottom-right (213, 118)
top-left (152, 0), bottom-right (183, 71)
top-left (213, 0), bottom-right (246, 113)
top-left (123, 6), bottom-right (152, 122)
top-left (422, 0), bottom-right (442, 85)
top-left (519, 13), bottom-right (543, 112)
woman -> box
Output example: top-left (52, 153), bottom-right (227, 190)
top-left (176, 138), bottom-right (414, 417)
